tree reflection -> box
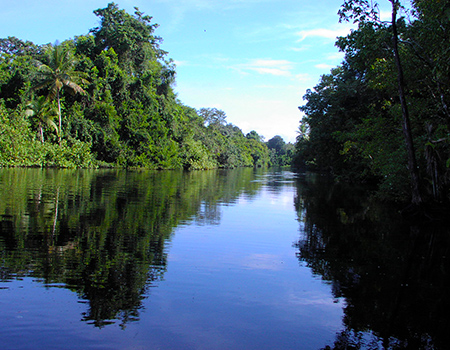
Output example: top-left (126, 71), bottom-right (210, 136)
top-left (0, 167), bottom-right (262, 328)
top-left (294, 174), bottom-right (450, 350)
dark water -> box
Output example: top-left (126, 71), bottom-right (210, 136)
top-left (0, 168), bottom-right (448, 349)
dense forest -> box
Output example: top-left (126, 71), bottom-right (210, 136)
top-left (6, 0), bottom-right (447, 205)
top-left (294, 0), bottom-right (450, 205)
top-left (0, 3), bottom-right (273, 170)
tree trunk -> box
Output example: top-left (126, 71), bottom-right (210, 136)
top-left (39, 124), bottom-right (44, 143)
top-left (391, 0), bottom-right (422, 205)
top-left (57, 89), bottom-right (62, 145)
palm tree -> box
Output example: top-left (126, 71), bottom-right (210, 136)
top-left (34, 43), bottom-right (89, 144)
top-left (25, 95), bottom-right (58, 143)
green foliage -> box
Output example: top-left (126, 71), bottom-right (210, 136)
top-left (0, 102), bottom-right (40, 166)
top-left (33, 43), bottom-right (89, 143)
top-left (295, 0), bottom-right (450, 203)
top-left (198, 107), bottom-right (227, 127)
top-left (25, 95), bottom-right (58, 142)
top-left (266, 135), bottom-right (293, 166)
top-left (180, 138), bottom-right (216, 170)
top-left (0, 101), bottom-right (94, 168)
top-left (0, 3), bottom-right (268, 170)
top-left (0, 39), bottom-right (38, 109)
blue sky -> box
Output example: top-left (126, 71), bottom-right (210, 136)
top-left (1, 0), bottom-right (357, 143)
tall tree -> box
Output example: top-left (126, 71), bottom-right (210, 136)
top-left (0, 36), bottom-right (40, 57)
top-left (339, 0), bottom-right (423, 205)
top-left (267, 135), bottom-right (286, 154)
top-left (198, 108), bottom-right (227, 127)
top-left (34, 43), bottom-right (88, 144)
top-left (390, 0), bottom-right (422, 205)
top-left (246, 130), bottom-right (264, 142)
top-left (91, 3), bottom-right (164, 74)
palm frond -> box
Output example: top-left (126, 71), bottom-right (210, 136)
top-left (65, 81), bottom-right (86, 94)
top-left (31, 43), bottom-right (91, 143)
top-left (46, 118), bottom-right (59, 134)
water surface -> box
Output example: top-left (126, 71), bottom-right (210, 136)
top-left (1, 168), bottom-right (448, 349)
top-left (0, 168), bottom-right (342, 350)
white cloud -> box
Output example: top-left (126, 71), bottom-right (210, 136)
top-left (295, 73), bottom-right (312, 83)
top-left (326, 52), bottom-right (344, 61)
top-left (249, 67), bottom-right (291, 77)
top-left (173, 59), bottom-right (188, 67)
top-left (289, 46), bottom-right (310, 52)
top-left (380, 10), bottom-right (392, 22)
top-left (233, 59), bottom-right (294, 77)
top-left (241, 254), bottom-right (285, 271)
top-left (315, 63), bottom-right (335, 70)
top-left (251, 59), bottom-right (292, 67)
top-left (296, 26), bottom-right (352, 42)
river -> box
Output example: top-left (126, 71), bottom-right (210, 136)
top-left (0, 168), bottom-right (448, 349)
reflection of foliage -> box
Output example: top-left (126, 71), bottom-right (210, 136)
top-left (295, 174), bottom-right (450, 349)
top-left (0, 167), bottom-right (263, 327)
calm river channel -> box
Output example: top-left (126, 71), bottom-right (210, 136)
top-left (0, 168), bottom-right (449, 349)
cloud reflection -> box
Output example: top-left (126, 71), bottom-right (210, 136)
top-left (241, 253), bottom-right (285, 271)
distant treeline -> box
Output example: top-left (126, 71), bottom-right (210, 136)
top-left (0, 3), bottom-right (292, 170)
top-left (294, 0), bottom-right (450, 204)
